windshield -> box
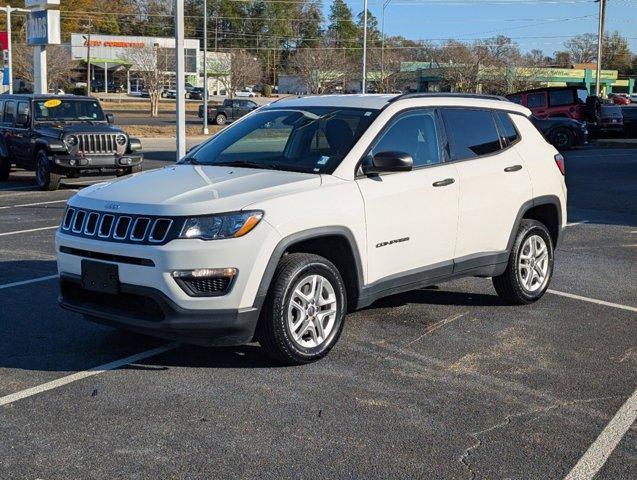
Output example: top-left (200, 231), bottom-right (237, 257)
top-left (34, 99), bottom-right (105, 122)
top-left (184, 107), bottom-right (379, 174)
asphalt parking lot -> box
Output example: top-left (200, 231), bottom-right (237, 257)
top-left (0, 144), bottom-right (635, 479)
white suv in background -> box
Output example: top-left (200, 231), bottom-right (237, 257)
top-left (56, 94), bottom-right (567, 364)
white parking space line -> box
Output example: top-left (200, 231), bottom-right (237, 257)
top-left (564, 388), bottom-right (637, 480)
top-left (0, 199), bottom-right (69, 210)
top-left (0, 342), bottom-right (180, 407)
top-left (0, 274), bottom-right (58, 290)
top-left (565, 220), bottom-right (589, 228)
top-left (0, 226), bottom-right (58, 237)
top-left (548, 290), bottom-right (637, 313)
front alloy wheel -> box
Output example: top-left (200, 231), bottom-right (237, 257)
top-left (258, 253), bottom-right (347, 364)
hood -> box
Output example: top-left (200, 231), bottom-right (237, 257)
top-left (69, 165), bottom-right (322, 216)
top-left (34, 122), bottom-right (123, 138)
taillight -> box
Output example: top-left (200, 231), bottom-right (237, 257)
top-left (554, 153), bottom-right (565, 175)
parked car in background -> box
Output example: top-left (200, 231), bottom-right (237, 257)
top-left (620, 106), bottom-right (637, 137)
top-left (507, 86), bottom-right (599, 123)
top-left (629, 94), bottom-right (637, 104)
top-left (608, 93), bottom-right (631, 106)
top-left (596, 104), bottom-right (624, 136)
top-left (235, 87), bottom-right (256, 98)
top-left (531, 115), bottom-right (588, 150)
top-left (91, 81), bottom-right (124, 93)
top-left (189, 87), bottom-right (209, 100)
top-left (0, 95), bottom-right (143, 190)
top-left (198, 98), bottom-right (259, 125)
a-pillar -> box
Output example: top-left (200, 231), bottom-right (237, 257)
top-left (33, 45), bottom-right (47, 94)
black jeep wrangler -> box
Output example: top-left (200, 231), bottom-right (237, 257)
top-left (0, 95), bottom-right (143, 190)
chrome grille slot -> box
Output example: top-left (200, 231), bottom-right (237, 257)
top-left (72, 210), bottom-right (86, 233)
top-left (62, 208), bottom-right (75, 230)
top-left (84, 212), bottom-right (100, 235)
top-left (113, 216), bottom-right (132, 240)
top-left (98, 214), bottom-right (115, 238)
top-left (149, 219), bottom-right (172, 243)
top-left (130, 218), bottom-right (150, 241)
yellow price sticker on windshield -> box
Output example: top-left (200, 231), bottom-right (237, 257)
top-left (43, 99), bottom-right (62, 108)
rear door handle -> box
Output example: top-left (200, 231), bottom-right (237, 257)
top-left (504, 165), bottom-right (522, 172)
top-left (432, 178), bottom-right (455, 187)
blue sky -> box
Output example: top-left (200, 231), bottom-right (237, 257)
top-left (336, 0), bottom-right (637, 55)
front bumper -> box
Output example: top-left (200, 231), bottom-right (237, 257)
top-left (59, 274), bottom-right (259, 346)
top-left (53, 154), bottom-right (143, 171)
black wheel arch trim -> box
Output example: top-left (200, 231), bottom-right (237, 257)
top-left (252, 226), bottom-right (365, 312)
top-left (505, 194), bottom-right (563, 255)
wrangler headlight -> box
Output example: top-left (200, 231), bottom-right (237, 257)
top-left (179, 211), bottom-right (263, 240)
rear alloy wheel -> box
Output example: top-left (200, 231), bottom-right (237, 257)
top-left (0, 157), bottom-right (10, 181)
top-left (257, 253), bottom-right (347, 365)
top-left (552, 128), bottom-right (575, 150)
top-left (35, 150), bottom-right (61, 191)
top-left (493, 219), bottom-right (554, 304)
top-left (215, 113), bottom-right (227, 125)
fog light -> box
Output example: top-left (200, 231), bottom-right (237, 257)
top-left (119, 157), bottom-right (132, 166)
top-left (69, 159), bottom-right (76, 166)
top-left (172, 268), bottom-right (237, 279)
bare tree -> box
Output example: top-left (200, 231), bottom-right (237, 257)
top-left (12, 44), bottom-right (77, 92)
top-left (564, 33), bottom-right (597, 64)
top-left (120, 46), bottom-right (171, 117)
top-left (289, 48), bottom-right (349, 94)
top-left (226, 50), bottom-right (262, 97)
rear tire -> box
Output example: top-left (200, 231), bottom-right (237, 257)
top-left (0, 157), bottom-right (10, 181)
top-left (257, 253), bottom-right (347, 365)
top-left (493, 219), bottom-right (554, 305)
top-left (215, 113), bottom-right (227, 125)
top-left (35, 150), bottom-right (61, 191)
top-left (551, 128), bottom-right (574, 150)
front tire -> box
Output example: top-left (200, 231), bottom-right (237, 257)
top-left (493, 219), bottom-right (554, 305)
top-left (0, 157), bottom-right (10, 181)
top-left (551, 128), bottom-right (575, 150)
top-left (257, 253), bottom-right (347, 365)
top-left (35, 150), bottom-right (61, 191)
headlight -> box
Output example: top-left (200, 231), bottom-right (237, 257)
top-left (64, 135), bottom-right (78, 147)
top-left (179, 211), bottom-right (263, 240)
top-left (116, 134), bottom-right (127, 146)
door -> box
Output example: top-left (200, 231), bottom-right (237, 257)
top-left (526, 91), bottom-right (548, 117)
top-left (356, 109), bottom-right (459, 284)
top-left (2, 100), bottom-right (20, 163)
top-left (235, 100), bottom-right (253, 119)
top-left (12, 101), bottom-right (33, 165)
top-left (441, 108), bottom-right (532, 267)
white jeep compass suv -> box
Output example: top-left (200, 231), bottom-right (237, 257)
top-left (56, 94), bottom-right (567, 364)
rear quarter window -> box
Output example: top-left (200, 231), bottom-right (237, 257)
top-left (495, 111), bottom-right (520, 145)
top-left (549, 89), bottom-right (575, 107)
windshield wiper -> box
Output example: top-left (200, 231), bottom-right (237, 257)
top-left (213, 161), bottom-right (278, 170)
top-left (178, 157), bottom-right (200, 165)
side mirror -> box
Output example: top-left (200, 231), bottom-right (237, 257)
top-left (16, 113), bottom-right (29, 127)
top-left (362, 151), bottom-right (413, 175)
top-left (105, 113), bottom-right (115, 124)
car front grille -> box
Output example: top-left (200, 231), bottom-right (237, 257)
top-left (60, 207), bottom-right (182, 245)
top-left (78, 134), bottom-right (119, 154)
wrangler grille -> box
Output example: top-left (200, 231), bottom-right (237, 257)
top-left (78, 134), bottom-right (119, 154)
top-left (60, 208), bottom-right (181, 245)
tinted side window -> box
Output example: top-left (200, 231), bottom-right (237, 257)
top-left (527, 92), bottom-right (547, 109)
top-left (549, 89), bottom-right (575, 107)
top-left (17, 101), bottom-right (30, 121)
top-left (442, 108), bottom-right (501, 160)
top-left (370, 109), bottom-right (441, 168)
top-left (3, 101), bottom-right (16, 124)
top-left (495, 111), bottom-right (519, 145)
top-left (508, 94), bottom-right (522, 105)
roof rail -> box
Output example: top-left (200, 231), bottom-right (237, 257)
top-left (388, 92), bottom-right (509, 103)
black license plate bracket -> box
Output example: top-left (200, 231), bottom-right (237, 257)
top-left (81, 260), bottom-right (120, 294)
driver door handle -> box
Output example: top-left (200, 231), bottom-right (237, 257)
top-left (432, 178), bottom-right (455, 187)
top-left (504, 165), bottom-right (523, 172)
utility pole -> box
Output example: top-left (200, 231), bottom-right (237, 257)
top-left (594, 0), bottom-right (606, 97)
top-left (1, 5), bottom-right (30, 94)
top-left (202, 0), bottom-right (208, 134)
top-left (174, 0), bottom-right (186, 161)
top-left (380, 0), bottom-right (392, 93)
top-left (361, 0), bottom-right (368, 93)
top-left (84, 17), bottom-right (92, 95)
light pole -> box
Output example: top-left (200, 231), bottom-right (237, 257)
top-left (594, 0), bottom-right (606, 97)
top-left (380, 0), bottom-right (392, 92)
top-left (174, 0), bottom-right (186, 161)
top-left (361, 0), bottom-right (368, 93)
top-left (1, 5), bottom-right (30, 94)
top-left (202, 0), bottom-right (209, 134)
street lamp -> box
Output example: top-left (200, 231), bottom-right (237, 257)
top-left (361, 0), bottom-right (368, 93)
top-left (202, 0), bottom-right (209, 134)
top-left (1, 5), bottom-right (30, 94)
top-left (380, 0), bottom-right (393, 92)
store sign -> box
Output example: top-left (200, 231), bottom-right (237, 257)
top-left (27, 9), bottom-right (61, 45)
top-left (25, 0), bottom-right (60, 7)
